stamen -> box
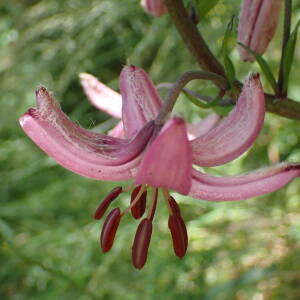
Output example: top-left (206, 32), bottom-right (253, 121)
top-left (122, 184), bottom-right (147, 216)
top-left (122, 181), bottom-right (136, 192)
top-left (162, 188), bottom-right (173, 215)
top-left (132, 218), bottom-right (153, 269)
top-left (131, 185), bottom-right (147, 219)
top-left (100, 208), bottom-right (122, 253)
top-left (168, 196), bottom-right (181, 216)
top-left (94, 186), bottom-right (123, 220)
top-left (147, 188), bottom-right (158, 221)
top-left (168, 214), bottom-right (188, 258)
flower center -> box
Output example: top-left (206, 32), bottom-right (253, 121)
top-left (94, 183), bottom-right (188, 269)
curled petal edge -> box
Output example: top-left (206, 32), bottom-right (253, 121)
top-left (120, 65), bottom-right (162, 138)
top-left (19, 87), bottom-right (154, 181)
top-left (79, 72), bottom-right (122, 118)
top-left (189, 164), bottom-right (300, 201)
top-left (191, 73), bottom-right (265, 167)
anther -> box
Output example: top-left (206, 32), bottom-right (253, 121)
top-left (100, 208), bottom-right (122, 253)
top-left (132, 218), bottom-right (153, 269)
top-left (130, 185), bottom-right (147, 219)
top-left (168, 214), bottom-right (188, 258)
top-left (94, 186), bottom-right (123, 220)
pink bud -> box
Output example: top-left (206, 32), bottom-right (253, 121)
top-left (238, 0), bottom-right (282, 61)
top-left (141, 0), bottom-right (168, 18)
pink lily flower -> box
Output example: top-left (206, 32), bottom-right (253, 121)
top-left (140, 0), bottom-right (168, 18)
top-left (19, 66), bottom-right (300, 269)
top-left (79, 71), bottom-right (221, 139)
top-left (238, 0), bottom-right (282, 62)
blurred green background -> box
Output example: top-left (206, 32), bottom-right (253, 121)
top-left (1, 0), bottom-right (300, 299)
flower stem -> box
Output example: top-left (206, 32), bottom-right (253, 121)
top-left (278, 0), bottom-right (292, 97)
top-left (163, 0), bottom-right (225, 76)
top-left (155, 71), bottom-right (228, 125)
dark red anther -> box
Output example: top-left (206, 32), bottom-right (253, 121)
top-left (94, 186), bottom-right (123, 220)
top-left (130, 185), bottom-right (147, 219)
top-left (132, 218), bottom-right (153, 269)
top-left (168, 196), bottom-right (181, 216)
top-left (148, 189), bottom-right (158, 222)
top-left (168, 214), bottom-right (188, 258)
top-left (100, 208), bottom-right (121, 253)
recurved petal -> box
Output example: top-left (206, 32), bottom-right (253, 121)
top-left (187, 113), bottom-right (220, 140)
top-left (189, 164), bottom-right (300, 201)
top-left (79, 73), bottom-right (122, 118)
top-left (120, 65), bottom-right (162, 138)
top-left (191, 74), bottom-right (265, 167)
top-left (108, 121), bottom-right (124, 138)
top-left (19, 87), bottom-right (154, 181)
top-left (136, 117), bottom-right (192, 195)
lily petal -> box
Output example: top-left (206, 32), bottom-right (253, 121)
top-left (108, 121), bottom-right (124, 138)
top-left (79, 73), bottom-right (122, 118)
top-left (136, 117), bottom-right (192, 195)
top-left (19, 87), bottom-right (154, 181)
top-left (187, 113), bottom-right (220, 140)
top-left (190, 164), bottom-right (300, 201)
top-left (192, 74), bottom-right (265, 167)
top-left (120, 65), bottom-right (162, 138)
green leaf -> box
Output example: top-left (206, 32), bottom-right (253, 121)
top-left (194, 0), bottom-right (220, 20)
top-left (282, 20), bottom-right (300, 93)
top-left (238, 42), bottom-right (278, 94)
top-left (222, 17), bottom-right (236, 88)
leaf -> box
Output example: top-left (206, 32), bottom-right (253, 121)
top-left (194, 0), bottom-right (220, 20)
top-left (222, 17), bottom-right (236, 88)
top-left (238, 42), bottom-right (278, 94)
top-left (282, 20), bottom-right (300, 93)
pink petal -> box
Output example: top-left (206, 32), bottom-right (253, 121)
top-left (19, 87), bottom-right (154, 181)
top-left (108, 121), bottom-right (124, 138)
top-left (120, 65), bottom-right (162, 138)
top-left (189, 164), bottom-right (300, 201)
top-left (238, 0), bottom-right (282, 61)
top-left (187, 113), bottom-right (220, 140)
top-left (141, 0), bottom-right (168, 17)
top-left (136, 117), bottom-right (192, 195)
top-left (79, 72), bottom-right (122, 118)
top-left (191, 74), bottom-right (265, 167)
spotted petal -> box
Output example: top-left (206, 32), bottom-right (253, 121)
top-left (189, 164), bottom-right (300, 201)
top-left (19, 87), bottom-right (154, 181)
top-left (191, 74), bottom-right (265, 167)
top-left (120, 65), bottom-right (162, 138)
top-left (136, 117), bottom-right (192, 195)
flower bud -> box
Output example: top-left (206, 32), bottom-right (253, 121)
top-left (238, 0), bottom-right (282, 62)
top-left (141, 0), bottom-right (168, 18)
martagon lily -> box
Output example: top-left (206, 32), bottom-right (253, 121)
top-left (19, 65), bottom-right (300, 269)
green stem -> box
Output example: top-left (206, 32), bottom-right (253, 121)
top-left (163, 0), bottom-right (225, 77)
top-left (155, 70), bottom-right (228, 124)
top-left (278, 0), bottom-right (292, 97)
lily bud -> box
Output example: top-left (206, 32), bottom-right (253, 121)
top-left (141, 0), bottom-right (168, 18)
top-left (238, 0), bottom-right (282, 62)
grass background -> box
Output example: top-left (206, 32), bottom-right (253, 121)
top-left (1, 0), bottom-right (300, 299)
